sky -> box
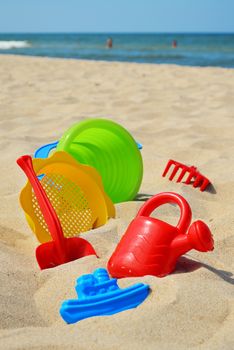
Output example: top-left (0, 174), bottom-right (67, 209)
top-left (0, 0), bottom-right (233, 33)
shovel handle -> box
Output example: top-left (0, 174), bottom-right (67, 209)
top-left (17, 155), bottom-right (65, 247)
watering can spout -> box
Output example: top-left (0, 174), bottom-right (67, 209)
top-left (169, 220), bottom-right (214, 265)
top-left (169, 234), bottom-right (192, 262)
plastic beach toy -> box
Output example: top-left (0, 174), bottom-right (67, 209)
top-left (19, 151), bottom-right (115, 243)
top-left (34, 140), bottom-right (142, 159)
top-left (108, 192), bottom-right (214, 278)
top-left (34, 141), bottom-right (59, 159)
top-left (162, 159), bottom-right (211, 192)
top-left (60, 268), bottom-right (150, 324)
top-left (55, 119), bottom-right (143, 203)
top-left (17, 155), bottom-right (97, 270)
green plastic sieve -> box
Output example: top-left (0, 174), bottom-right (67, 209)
top-left (56, 119), bottom-right (143, 203)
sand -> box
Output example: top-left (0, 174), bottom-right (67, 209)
top-left (0, 55), bottom-right (233, 350)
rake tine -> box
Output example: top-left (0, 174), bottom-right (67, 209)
top-left (169, 164), bottom-right (181, 181)
top-left (185, 170), bottom-right (196, 184)
top-left (162, 159), bottom-right (175, 177)
top-left (200, 178), bottom-right (210, 192)
top-left (193, 173), bottom-right (203, 188)
top-left (176, 167), bottom-right (188, 183)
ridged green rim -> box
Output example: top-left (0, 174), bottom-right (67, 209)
top-left (57, 119), bottom-right (143, 203)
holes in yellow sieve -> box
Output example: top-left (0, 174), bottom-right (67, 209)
top-left (32, 173), bottom-right (93, 238)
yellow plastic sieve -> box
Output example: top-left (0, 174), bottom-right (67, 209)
top-left (19, 151), bottom-right (115, 243)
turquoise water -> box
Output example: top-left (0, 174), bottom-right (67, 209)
top-left (0, 33), bottom-right (234, 68)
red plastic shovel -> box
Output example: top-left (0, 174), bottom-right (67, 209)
top-left (17, 155), bottom-right (97, 269)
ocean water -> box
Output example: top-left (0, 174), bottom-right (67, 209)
top-left (0, 33), bottom-right (234, 68)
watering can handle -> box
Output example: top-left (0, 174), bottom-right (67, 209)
top-left (137, 192), bottom-right (192, 233)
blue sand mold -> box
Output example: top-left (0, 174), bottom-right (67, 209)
top-left (60, 268), bottom-right (150, 324)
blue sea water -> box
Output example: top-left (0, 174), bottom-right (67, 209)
top-left (0, 33), bottom-right (234, 68)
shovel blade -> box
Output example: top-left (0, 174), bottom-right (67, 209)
top-left (36, 237), bottom-right (97, 270)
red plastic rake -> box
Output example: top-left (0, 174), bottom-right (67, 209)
top-left (162, 159), bottom-right (211, 192)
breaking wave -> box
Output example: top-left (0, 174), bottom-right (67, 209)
top-left (0, 40), bottom-right (31, 50)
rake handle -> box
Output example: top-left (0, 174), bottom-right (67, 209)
top-left (17, 155), bottom-right (66, 249)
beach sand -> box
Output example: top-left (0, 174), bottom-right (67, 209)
top-left (0, 55), bottom-right (233, 349)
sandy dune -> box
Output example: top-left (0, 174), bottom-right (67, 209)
top-left (0, 55), bottom-right (233, 349)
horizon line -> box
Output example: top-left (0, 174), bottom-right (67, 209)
top-left (0, 31), bottom-right (234, 35)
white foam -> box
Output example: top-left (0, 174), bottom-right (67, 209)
top-left (0, 41), bottom-right (31, 50)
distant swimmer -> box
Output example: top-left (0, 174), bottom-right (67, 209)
top-left (106, 37), bottom-right (113, 48)
top-left (172, 40), bottom-right (177, 48)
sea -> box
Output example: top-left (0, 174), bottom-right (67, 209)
top-left (0, 33), bottom-right (234, 68)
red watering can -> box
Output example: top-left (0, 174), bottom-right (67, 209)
top-left (108, 192), bottom-right (214, 278)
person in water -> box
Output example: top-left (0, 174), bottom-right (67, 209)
top-left (172, 40), bottom-right (177, 48)
top-left (106, 37), bottom-right (113, 48)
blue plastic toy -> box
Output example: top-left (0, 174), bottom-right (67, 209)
top-left (34, 141), bottom-right (142, 159)
top-left (34, 141), bottom-right (59, 158)
top-left (60, 268), bottom-right (150, 324)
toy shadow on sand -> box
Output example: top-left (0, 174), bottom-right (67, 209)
top-left (174, 256), bottom-right (233, 285)
top-left (205, 183), bottom-right (217, 194)
top-left (134, 184), bottom-right (216, 201)
top-left (134, 193), bottom-right (154, 201)
top-left (182, 181), bottom-right (216, 194)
